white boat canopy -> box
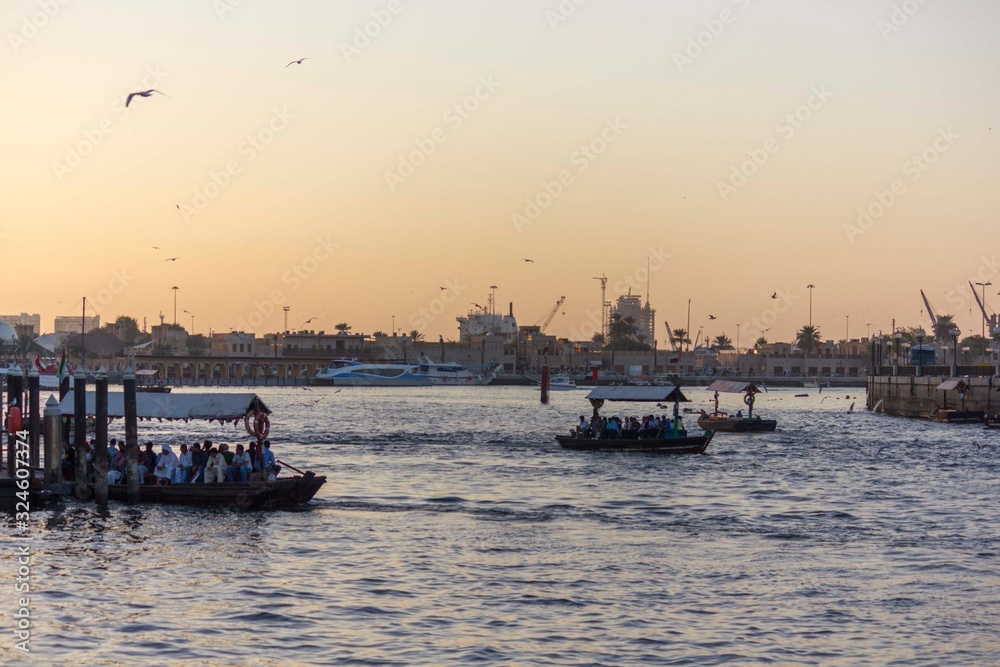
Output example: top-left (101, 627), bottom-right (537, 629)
top-left (57, 391), bottom-right (270, 423)
top-left (585, 386), bottom-right (690, 403)
top-left (936, 380), bottom-right (967, 391)
top-left (706, 380), bottom-right (760, 394)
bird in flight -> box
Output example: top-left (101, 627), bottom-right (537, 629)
top-left (771, 292), bottom-right (777, 299)
top-left (165, 257), bottom-right (179, 262)
top-left (286, 58), bottom-right (311, 68)
top-left (152, 246), bottom-right (161, 250)
top-left (522, 259), bottom-right (534, 263)
top-left (126, 89), bottom-right (168, 108)
top-left (708, 315), bottom-right (716, 320)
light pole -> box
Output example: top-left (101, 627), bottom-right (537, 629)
top-left (171, 286), bottom-right (179, 326)
top-left (976, 281), bottom-right (993, 338)
top-left (894, 331), bottom-right (902, 374)
top-left (962, 346), bottom-right (971, 366)
top-left (807, 284), bottom-right (815, 327)
top-left (283, 306), bottom-right (290, 333)
top-left (950, 327), bottom-right (961, 376)
top-left (846, 315), bottom-right (849, 341)
top-left (736, 323), bottom-right (741, 375)
top-left (183, 310), bottom-right (194, 334)
top-left (392, 315), bottom-right (395, 336)
top-left (915, 328), bottom-right (926, 376)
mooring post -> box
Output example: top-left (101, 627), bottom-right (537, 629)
top-left (6, 364), bottom-right (24, 476)
top-left (28, 366), bottom-right (40, 469)
top-left (124, 366), bottom-right (140, 503)
top-left (73, 368), bottom-right (88, 500)
top-left (43, 395), bottom-right (62, 485)
top-left (94, 367), bottom-right (109, 507)
top-left (59, 373), bottom-right (70, 448)
top-left (540, 364), bottom-right (549, 405)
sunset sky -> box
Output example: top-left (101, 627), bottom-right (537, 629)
top-left (2, 0), bottom-right (998, 346)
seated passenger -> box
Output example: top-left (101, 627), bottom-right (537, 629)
top-left (577, 416), bottom-right (588, 437)
top-left (153, 445), bottom-right (178, 486)
top-left (172, 443), bottom-right (192, 484)
top-left (227, 444), bottom-right (252, 483)
top-left (262, 441), bottom-right (281, 477)
top-left (203, 447), bottom-right (227, 483)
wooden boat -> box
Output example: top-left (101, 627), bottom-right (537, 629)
top-left (556, 385), bottom-right (713, 455)
top-left (104, 471), bottom-right (325, 509)
top-left (135, 368), bottom-right (171, 393)
top-left (697, 380), bottom-right (777, 433)
top-left (928, 408), bottom-right (984, 424)
top-left (60, 391), bottom-right (325, 509)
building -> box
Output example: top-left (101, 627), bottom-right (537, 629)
top-left (280, 331), bottom-right (368, 357)
top-left (150, 324), bottom-right (188, 356)
top-left (610, 292), bottom-right (655, 343)
top-left (54, 315), bottom-right (99, 334)
top-left (0, 313), bottom-right (41, 337)
top-left (211, 332), bottom-right (258, 357)
top-left (457, 307), bottom-right (519, 341)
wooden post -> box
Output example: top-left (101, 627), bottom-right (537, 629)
top-left (43, 395), bottom-right (62, 485)
top-left (28, 366), bottom-right (40, 468)
top-left (6, 364), bottom-right (23, 476)
top-left (94, 367), bottom-right (109, 507)
top-left (124, 366), bottom-right (140, 503)
top-left (59, 373), bottom-right (70, 448)
top-left (73, 368), bottom-right (88, 500)
top-left (540, 364), bottom-right (549, 405)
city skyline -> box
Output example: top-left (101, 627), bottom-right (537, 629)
top-left (2, 0), bottom-right (998, 345)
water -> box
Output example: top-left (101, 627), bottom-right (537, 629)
top-left (4, 386), bottom-right (999, 665)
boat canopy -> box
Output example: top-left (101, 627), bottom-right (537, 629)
top-left (585, 386), bottom-right (690, 403)
top-left (135, 369), bottom-right (159, 376)
top-left (936, 380), bottom-right (967, 391)
top-left (706, 380), bottom-right (759, 394)
top-left (57, 391), bottom-right (270, 422)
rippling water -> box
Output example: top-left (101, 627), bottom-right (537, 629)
top-left (4, 386), bottom-right (1000, 665)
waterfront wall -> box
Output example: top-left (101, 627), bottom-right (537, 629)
top-left (867, 375), bottom-right (1000, 418)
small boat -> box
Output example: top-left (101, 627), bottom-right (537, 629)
top-left (59, 391), bottom-right (325, 509)
top-left (928, 408), bottom-right (984, 424)
top-left (536, 374), bottom-right (580, 390)
top-left (556, 385), bottom-right (714, 454)
top-left (136, 368), bottom-right (171, 393)
top-left (698, 380), bottom-right (777, 433)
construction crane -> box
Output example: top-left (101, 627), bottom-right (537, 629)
top-left (969, 281), bottom-right (998, 338)
top-left (534, 296), bottom-right (566, 333)
top-left (920, 289), bottom-right (940, 333)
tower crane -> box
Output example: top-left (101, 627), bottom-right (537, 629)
top-left (534, 296), bottom-right (566, 333)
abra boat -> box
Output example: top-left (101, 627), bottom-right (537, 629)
top-left (535, 374), bottom-right (580, 391)
top-left (59, 391), bottom-right (325, 509)
top-left (697, 380), bottom-right (777, 433)
top-left (555, 386), bottom-right (714, 454)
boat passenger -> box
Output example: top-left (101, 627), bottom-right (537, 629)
top-left (112, 447), bottom-right (128, 484)
top-left (61, 445), bottom-right (76, 481)
top-left (248, 440), bottom-right (260, 472)
top-left (219, 443), bottom-right (234, 466)
top-left (190, 442), bottom-right (209, 483)
top-left (605, 417), bottom-right (620, 439)
top-left (154, 445), bottom-right (178, 486)
top-left (173, 444), bottom-right (192, 484)
top-left (203, 447), bottom-right (227, 483)
top-left (136, 448), bottom-right (150, 485)
top-left (577, 416), bottom-right (588, 437)
top-left (736, 410), bottom-right (743, 419)
top-left (262, 440), bottom-right (280, 477)
top-left (227, 444), bottom-right (252, 483)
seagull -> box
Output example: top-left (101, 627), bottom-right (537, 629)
top-left (848, 402), bottom-right (855, 413)
top-left (440, 287), bottom-right (447, 291)
top-left (125, 89), bottom-right (168, 108)
top-left (771, 292), bottom-right (777, 299)
top-left (708, 315), bottom-right (716, 320)
top-left (164, 257), bottom-right (179, 262)
top-left (152, 246), bottom-right (161, 250)
top-left (286, 58), bottom-right (311, 67)
top-left (522, 259), bottom-right (534, 263)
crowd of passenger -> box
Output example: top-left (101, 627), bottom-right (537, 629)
top-left (62, 438), bottom-right (282, 486)
top-left (575, 414), bottom-right (685, 439)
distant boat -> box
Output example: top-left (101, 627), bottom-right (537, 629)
top-left (313, 356), bottom-right (496, 387)
top-left (697, 380), bottom-right (777, 433)
top-left (536, 374), bottom-right (580, 391)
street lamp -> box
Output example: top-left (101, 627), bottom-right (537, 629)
top-left (171, 286), bottom-right (179, 326)
top-left (183, 310), bottom-right (194, 335)
top-left (950, 327), bottom-right (961, 376)
top-left (976, 281), bottom-right (993, 338)
top-left (894, 331), bottom-right (903, 369)
top-left (962, 346), bottom-right (971, 365)
top-left (807, 284), bottom-right (815, 327)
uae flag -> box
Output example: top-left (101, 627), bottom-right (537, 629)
top-left (56, 351), bottom-right (67, 380)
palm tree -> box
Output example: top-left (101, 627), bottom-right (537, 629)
top-left (334, 322), bottom-right (352, 334)
top-left (796, 325), bottom-right (822, 355)
top-left (372, 330), bottom-right (388, 338)
top-left (711, 334), bottom-right (734, 351)
top-left (408, 330), bottom-right (424, 342)
top-left (932, 315), bottom-right (956, 343)
top-left (755, 336), bottom-right (768, 349)
top-left (670, 328), bottom-right (690, 351)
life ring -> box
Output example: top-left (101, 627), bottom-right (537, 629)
top-left (244, 411), bottom-right (256, 436)
top-left (743, 393), bottom-right (754, 406)
top-left (253, 413), bottom-right (270, 440)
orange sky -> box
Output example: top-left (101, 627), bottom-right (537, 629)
top-left (2, 0), bottom-right (998, 346)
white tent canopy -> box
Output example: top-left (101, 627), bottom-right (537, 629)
top-left (58, 391), bottom-right (270, 421)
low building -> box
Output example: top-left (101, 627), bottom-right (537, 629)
top-left (0, 313), bottom-right (41, 337)
top-left (54, 315), bottom-right (99, 334)
top-left (150, 324), bottom-right (188, 356)
top-left (211, 332), bottom-right (257, 357)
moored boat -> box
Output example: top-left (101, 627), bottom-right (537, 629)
top-left (59, 391), bottom-right (325, 509)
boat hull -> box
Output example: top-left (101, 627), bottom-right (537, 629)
top-left (555, 432), bottom-right (712, 454)
top-left (104, 473), bottom-right (326, 509)
top-left (311, 377), bottom-right (433, 387)
top-left (697, 417), bottom-right (777, 432)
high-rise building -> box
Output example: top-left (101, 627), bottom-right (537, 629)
top-left (54, 315), bottom-right (100, 334)
top-left (611, 292), bottom-right (655, 344)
